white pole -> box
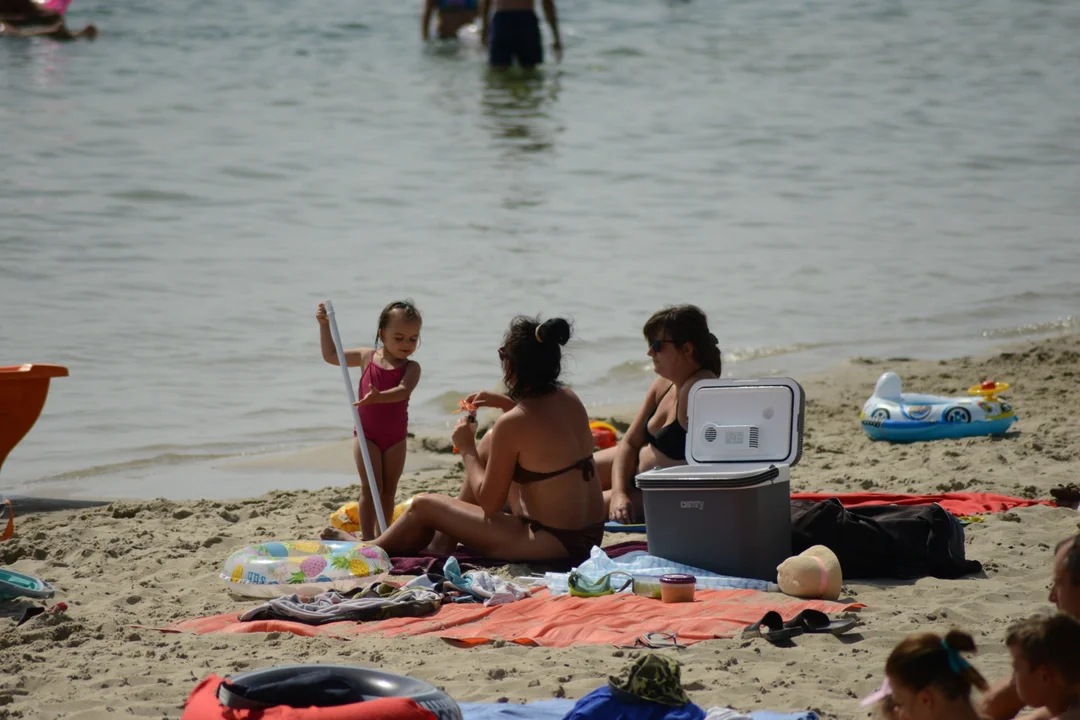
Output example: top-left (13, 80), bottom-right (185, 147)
top-left (324, 300), bottom-right (388, 535)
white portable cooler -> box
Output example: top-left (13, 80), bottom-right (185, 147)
top-left (634, 377), bottom-right (805, 581)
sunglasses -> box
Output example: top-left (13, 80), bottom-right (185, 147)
top-left (648, 339), bottom-right (676, 354)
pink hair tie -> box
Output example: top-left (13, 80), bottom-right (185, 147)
top-left (40, 0), bottom-right (73, 13)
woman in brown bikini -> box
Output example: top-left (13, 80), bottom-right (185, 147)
top-left (368, 315), bottom-right (605, 565)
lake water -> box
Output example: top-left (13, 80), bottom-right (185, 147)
top-left (2, 0), bottom-right (1078, 499)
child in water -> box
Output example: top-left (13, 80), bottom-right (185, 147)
top-left (316, 300), bottom-right (422, 540)
top-left (421, 0), bottom-right (477, 41)
top-left (862, 629), bottom-right (988, 720)
top-left (1006, 613), bottom-right (1080, 720)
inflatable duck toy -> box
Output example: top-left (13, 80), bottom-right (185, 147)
top-left (860, 373), bottom-right (1017, 442)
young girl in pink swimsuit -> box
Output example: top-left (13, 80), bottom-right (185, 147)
top-left (316, 300), bottom-right (423, 540)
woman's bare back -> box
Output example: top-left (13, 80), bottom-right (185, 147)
top-left (509, 388), bottom-right (604, 530)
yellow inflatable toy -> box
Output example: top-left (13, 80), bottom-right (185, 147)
top-left (329, 497), bottom-right (416, 534)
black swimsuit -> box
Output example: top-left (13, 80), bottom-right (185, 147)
top-left (512, 456), bottom-right (604, 564)
top-left (643, 384), bottom-right (687, 461)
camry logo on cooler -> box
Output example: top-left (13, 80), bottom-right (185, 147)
top-left (680, 501), bottom-right (704, 510)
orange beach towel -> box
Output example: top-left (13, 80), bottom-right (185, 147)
top-left (156, 589), bottom-right (862, 648)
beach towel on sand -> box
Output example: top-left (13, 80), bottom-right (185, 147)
top-left (458, 700), bottom-right (817, 720)
top-left (790, 492), bottom-right (1055, 515)
top-left (158, 588), bottom-right (860, 647)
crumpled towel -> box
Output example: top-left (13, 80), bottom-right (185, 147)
top-left (540, 547), bottom-right (780, 595)
top-left (705, 709), bottom-right (751, 720)
top-left (238, 584), bottom-right (442, 625)
top-left (443, 557), bottom-right (530, 606)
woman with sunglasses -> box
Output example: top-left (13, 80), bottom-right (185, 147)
top-left (371, 315), bottom-right (606, 564)
top-left (596, 305), bottom-right (723, 525)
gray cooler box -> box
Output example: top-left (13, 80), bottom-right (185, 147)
top-left (634, 377), bottom-right (805, 581)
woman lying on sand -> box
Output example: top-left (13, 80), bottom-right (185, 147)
top-left (595, 305), bottom-right (722, 524)
top-left (324, 315), bottom-right (605, 565)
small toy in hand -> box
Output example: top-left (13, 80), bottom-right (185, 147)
top-left (451, 398), bottom-right (479, 453)
top-left (454, 398), bottom-right (478, 424)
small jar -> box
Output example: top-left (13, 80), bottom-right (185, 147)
top-left (659, 573), bottom-right (696, 603)
top-left (632, 575), bottom-right (663, 600)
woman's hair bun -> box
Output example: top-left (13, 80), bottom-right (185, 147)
top-left (538, 318), bottom-right (572, 347)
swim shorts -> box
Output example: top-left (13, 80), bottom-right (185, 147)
top-left (488, 10), bottom-right (542, 68)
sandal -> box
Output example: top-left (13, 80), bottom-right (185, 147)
top-left (618, 631), bottom-right (686, 649)
top-left (743, 611), bottom-right (803, 644)
top-left (1051, 484), bottom-right (1080, 507)
top-left (783, 609), bottom-right (857, 636)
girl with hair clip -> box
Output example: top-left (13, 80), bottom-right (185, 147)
top-left (596, 304), bottom-right (723, 524)
top-left (316, 300), bottom-right (423, 541)
top-left (861, 629), bottom-right (989, 720)
top-left (372, 315), bottom-right (606, 564)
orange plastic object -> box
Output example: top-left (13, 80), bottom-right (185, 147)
top-left (0, 364), bottom-right (68, 476)
top-left (589, 421), bottom-right (618, 450)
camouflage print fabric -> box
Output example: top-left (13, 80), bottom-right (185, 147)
top-left (608, 654), bottom-right (691, 707)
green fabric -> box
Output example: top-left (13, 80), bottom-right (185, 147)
top-left (567, 570), bottom-right (632, 598)
top-left (608, 654), bottom-right (691, 707)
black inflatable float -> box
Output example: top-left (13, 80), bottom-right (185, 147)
top-left (215, 665), bottom-right (461, 720)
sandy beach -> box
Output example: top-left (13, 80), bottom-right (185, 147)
top-left (2, 332), bottom-right (1079, 720)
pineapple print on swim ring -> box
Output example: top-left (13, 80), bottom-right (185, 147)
top-left (221, 540), bottom-right (391, 599)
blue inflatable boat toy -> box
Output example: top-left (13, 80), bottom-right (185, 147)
top-left (861, 372), bottom-right (1017, 442)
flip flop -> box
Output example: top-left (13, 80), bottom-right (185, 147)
top-left (743, 610), bottom-right (803, 644)
top-left (783, 609), bottom-right (857, 636)
top-left (617, 631), bottom-right (687, 650)
top-left (1051, 484), bottom-right (1080, 507)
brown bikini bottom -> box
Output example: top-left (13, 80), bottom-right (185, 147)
top-left (519, 517), bottom-right (606, 565)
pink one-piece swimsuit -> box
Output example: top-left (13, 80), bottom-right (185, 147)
top-left (353, 360), bottom-right (409, 452)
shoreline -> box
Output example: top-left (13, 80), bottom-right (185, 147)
top-left (1, 332), bottom-right (1078, 717)
top-left (6, 329), bottom-right (1076, 505)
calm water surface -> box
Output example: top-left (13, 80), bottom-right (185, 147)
top-left (2, 0), bottom-right (1078, 497)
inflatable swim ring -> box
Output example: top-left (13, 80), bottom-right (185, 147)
top-left (221, 540), bottom-right (391, 598)
top-left (183, 665), bottom-right (462, 720)
top-left (860, 372), bottom-right (1017, 443)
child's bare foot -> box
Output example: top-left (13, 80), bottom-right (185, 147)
top-left (427, 531), bottom-right (458, 555)
top-left (319, 527), bottom-right (355, 541)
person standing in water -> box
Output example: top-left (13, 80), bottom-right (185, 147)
top-left (421, 0), bottom-right (477, 41)
top-left (0, 0), bottom-right (96, 39)
top-left (479, 0), bottom-right (561, 69)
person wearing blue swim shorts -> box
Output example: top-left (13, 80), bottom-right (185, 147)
top-left (478, 0), bottom-right (561, 69)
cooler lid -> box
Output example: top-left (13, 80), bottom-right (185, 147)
top-left (635, 463), bottom-right (783, 490)
top-left (684, 377), bottom-right (805, 467)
